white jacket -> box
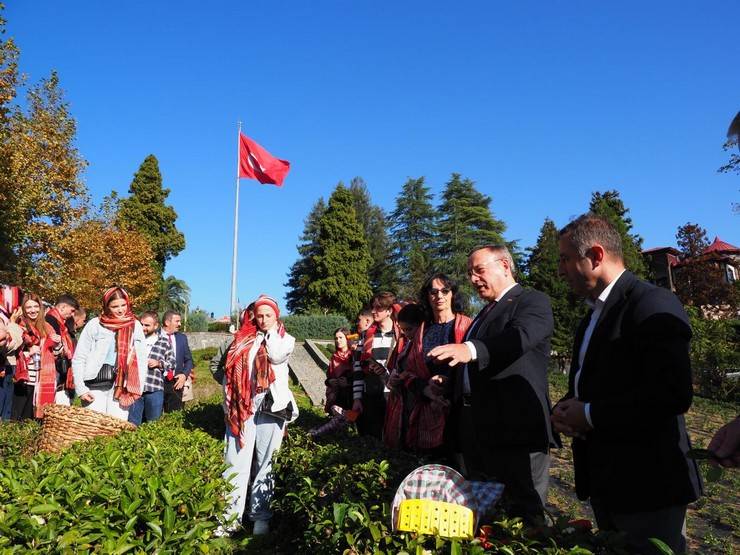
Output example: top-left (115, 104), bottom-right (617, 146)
top-left (72, 317), bottom-right (148, 397)
top-left (241, 325), bottom-right (299, 424)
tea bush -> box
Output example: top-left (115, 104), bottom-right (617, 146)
top-left (0, 411), bottom-right (231, 553)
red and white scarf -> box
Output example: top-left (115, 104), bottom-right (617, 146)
top-left (15, 319), bottom-right (57, 417)
top-left (46, 306), bottom-right (75, 390)
top-left (99, 287), bottom-right (142, 409)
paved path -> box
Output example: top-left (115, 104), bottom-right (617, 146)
top-left (288, 342), bottom-right (327, 407)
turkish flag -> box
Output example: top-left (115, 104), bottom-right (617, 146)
top-left (238, 132), bottom-right (290, 186)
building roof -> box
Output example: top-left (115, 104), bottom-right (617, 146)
top-left (642, 246), bottom-right (681, 255)
top-left (703, 237), bottom-right (740, 254)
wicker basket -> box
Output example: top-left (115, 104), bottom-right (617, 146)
top-left (37, 404), bottom-right (136, 453)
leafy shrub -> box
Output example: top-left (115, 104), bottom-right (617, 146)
top-left (186, 308), bottom-right (210, 332)
top-left (208, 321), bottom-right (231, 333)
top-left (282, 313), bottom-right (349, 341)
top-left (0, 419), bottom-right (40, 459)
top-left (688, 308), bottom-right (740, 402)
top-left (0, 409), bottom-right (231, 553)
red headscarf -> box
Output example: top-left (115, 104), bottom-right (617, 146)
top-left (99, 287), bottom-right (141, 408)
top-left (0, 285), bottom-right (22, 324)
top-left (224, 295), bottom-right (285, 446)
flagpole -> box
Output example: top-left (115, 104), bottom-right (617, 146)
top-left (230, 121), bottom-right (242, 330)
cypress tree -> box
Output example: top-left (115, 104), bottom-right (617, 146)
top-left (284, 198), bottom-right (326, 313)
top-left (117, 155), bottom-right (185, 275)
top-left (307, 184), bottom-right (373, 318)
top-left (527, 218), bottom-right (584, 363)
top-left (435, 173), bottom-right (507, 302)
top-left (348, 177), bottom-right (397, 292)
top-left (389, 176), bottom-right (437, 299)
top-left (588, 190), bottom-right (646, 277)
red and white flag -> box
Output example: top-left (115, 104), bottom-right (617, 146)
top-left (238, 132), bottom-right (290, 187)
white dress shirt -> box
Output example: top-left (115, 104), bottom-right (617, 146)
top-left (576, 270), bottom-right (625, 427)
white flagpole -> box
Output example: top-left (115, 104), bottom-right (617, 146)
top-left (229, 121), bottom-right (242, 329)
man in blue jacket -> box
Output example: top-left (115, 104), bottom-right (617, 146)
top-left (161, 310), bottom-right (193, 412)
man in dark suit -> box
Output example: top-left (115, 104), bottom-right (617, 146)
top-left (553, 214), bottom-right (702, 554)
top-left (161, 310), bottom-right (193, 412)
top-left (429, 245), bottom-right (557, 523)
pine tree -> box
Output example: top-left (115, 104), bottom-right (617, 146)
top-left (117, 155), bottom-right (185, 275)
top-left (348, 177), bottom-right (397, 292)
top-left (307, 184), bottom-right (373, 318)
top-left (527, 218), bottom-right (584, 362)
top-left (435, 173), bottom-right (507, 302)
top-left (389, 177), bottom-right (437, 299)
top-left (588, 190), bottom-right (647, 277)
top-left (284, 198), bottom-right (326, 314)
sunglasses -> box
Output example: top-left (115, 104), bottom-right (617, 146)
top-left (428, 287), bottom-right (451, 296)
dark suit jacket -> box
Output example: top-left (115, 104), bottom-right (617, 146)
top-left (172, 332), bottom-right (194, 376)
top-left (465, 284), bottom-right (557, 454)
top-left (564, 271), bottom-right (702, 512)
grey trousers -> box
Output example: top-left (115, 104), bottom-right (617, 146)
top-left (223, 408), bottom-right (285, 525)
top-left (591, 500), bottom-right (687, 554)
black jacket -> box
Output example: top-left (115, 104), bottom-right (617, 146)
top-left (465, 284), bottom-right (558, 453)
top-left (564, 271), bottom-right (702, 512)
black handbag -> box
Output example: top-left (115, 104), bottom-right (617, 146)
top-left (84, 363), bottom-right (117, 388)
top-left (259, 390), bottom-right (294, 421)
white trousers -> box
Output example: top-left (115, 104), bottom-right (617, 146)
top-left (83, 387), bottom-right (129, 420)
top-left (223, 407), bottom-right (285, 525)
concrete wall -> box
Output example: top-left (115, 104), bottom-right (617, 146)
top-left (185, 332), bottom-right (231, 350)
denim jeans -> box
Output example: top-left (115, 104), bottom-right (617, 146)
top-left (127, 390), bottom-right (164, 425)
top-left (0, 365), bottom-right (14, 421)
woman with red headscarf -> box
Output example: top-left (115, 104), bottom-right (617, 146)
top-left (72, 287), bottom-right (147, 419)
top-left (217, 294), bottom-right (298, 536)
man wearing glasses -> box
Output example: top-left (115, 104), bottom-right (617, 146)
top-left (429, 244), bottom-right (557, 524)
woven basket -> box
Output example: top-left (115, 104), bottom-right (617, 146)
top-left (37, 404), bottom-right (136, 453)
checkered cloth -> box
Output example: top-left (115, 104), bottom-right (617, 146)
top-left (391, 464), bottom-right (504, 529)
top-left (143, 331), bottom-right (175, 393)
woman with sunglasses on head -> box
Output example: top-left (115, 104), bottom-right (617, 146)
top-left (384, 273), bottom-right (471, 455)
top-left (72, 287), bottom-right (147, 419)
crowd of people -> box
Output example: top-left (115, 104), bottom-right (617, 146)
top-left (0, 286), bottom-right (194, 426)
top-left (2, 213), bottom-right (739, 552)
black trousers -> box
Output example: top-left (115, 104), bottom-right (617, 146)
top-left (356, 393), bottom-right (385, 440)
top-left (12, 382), bottom-right (35, 421)
top-left (456, 405), bottom-right (549, 524)
top-left (163, 379), bottom-right (184, 413)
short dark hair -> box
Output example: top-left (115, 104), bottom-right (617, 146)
top-left (559, 213), bottom-right (623, 260)
top-left (370, 292), bottom-right (396, 311)
top-left (139, 310), bottom-right (159, 323)
top-left (419, 273), bottom-right (465, 319)
top-left (163, 310), bottom-right (180, 323)
top-left (56, 294), bottom-right (79, 310)
top-left (357, 307), bottom-right (372, 318)
top-left (397, 303), bottom-right (426, 327)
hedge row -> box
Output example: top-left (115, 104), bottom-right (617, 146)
top-left (282, 313), bottom-right (349, 341)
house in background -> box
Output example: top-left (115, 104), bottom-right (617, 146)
top-left (642, 237), bottom-right (739, 292)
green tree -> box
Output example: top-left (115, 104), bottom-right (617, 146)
top-left (117, 155), bottom-right (185, 275)
top-left (158, 275), bottom-right (191, 314)
top-left (307, 184), bottom-right (373, 318)
top-left (285, 198), bottom-right (326, 314)
top-left (1, 71), bottom-right (89, 289)
top-left (186, 308), bottom-right (210, 332)
top-left (348, 177), bottom-right (397, 292)
top-left (435, 173), bottom-right (508, 302)
top-left (526, 218), bottom-right (584, 362)
top-left (389, 177), bottom-right (437, 299)
top-left (588, 190), bottom-right (647, 277)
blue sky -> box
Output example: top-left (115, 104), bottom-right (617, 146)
top-left (8, 1), bottom-right (739, 316)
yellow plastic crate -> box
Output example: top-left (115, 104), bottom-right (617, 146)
top-left (396, 499), bottom-right (474, 539)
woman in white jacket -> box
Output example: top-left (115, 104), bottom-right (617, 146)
top-left (72, 287), bottom-right (147, 419)
top-left (220, 295), bottom-right (298, 536)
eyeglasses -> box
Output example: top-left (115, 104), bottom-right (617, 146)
top-left (467, 258), bottom-right (504, 277)
top-left (428, 287), bottom-right (451, 296)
